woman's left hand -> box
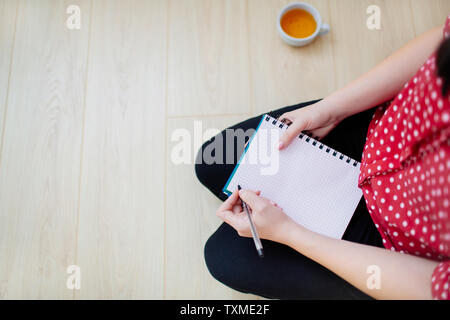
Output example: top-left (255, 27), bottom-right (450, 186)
top-left (216, 189), bottom-right (297, 244)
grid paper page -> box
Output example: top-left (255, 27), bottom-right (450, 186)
top-left (224, 115), bottom-right (363, 239)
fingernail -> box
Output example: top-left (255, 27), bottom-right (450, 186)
top-left (278, 141), bottom-right (284, 150)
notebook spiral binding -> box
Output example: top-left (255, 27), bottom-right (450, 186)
top-left (265, 115), bottom-right (359, 167)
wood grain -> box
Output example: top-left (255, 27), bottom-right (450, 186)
top-left (248, 0), bottom-right (335, 114)
top-left (0, 0), bottom-right (90, 299)
top-left (167, 0), bottom-right (252, 117)
top-left (0, 0), bottom-right (18, 158)
top-left (76, 0), bottom-right (166, 299)
top-left (165, 116), bottom-right (256, 299)
top-left (330, 0), bottom-right (416, 89)
top-left (410, 0), bottom-right (450, 36)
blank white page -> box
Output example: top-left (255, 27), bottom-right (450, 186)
top-left (223, 115), bottom-right (362, 239)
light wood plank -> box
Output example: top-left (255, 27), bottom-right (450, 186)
top-left (166, 116), bottom-right (257, 299)
top-left (167, 0), bottom-right (251, 117)
top-left (248, 0), bottom-right (335, 114)
top-left (330, 0), bottom-right (416, 89)
top-left (76, 0), bottom-right (166, 299)
top-left (0, 0), bottom-right (90, 299)
top-left (0, 0), bottom-right (17, 145)
top-left (410, 0), bottom-right (450, 35)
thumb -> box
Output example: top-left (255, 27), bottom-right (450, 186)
top-left (311, 122), bottom-right (339, 140)
top-left (239, 190), bottom-right (267, 211)
top-left (279, 121), bottom-right (307, 150)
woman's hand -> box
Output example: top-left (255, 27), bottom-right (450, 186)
top-left (278, 101), bottom-right (342, 150)
top-left (216, 189), bottom-right (296, 244)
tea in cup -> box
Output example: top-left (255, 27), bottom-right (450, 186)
top-left (277, 2), bottom-right (330, 47)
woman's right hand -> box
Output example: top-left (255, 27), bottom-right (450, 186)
top-left (278, 101), bottom-right (342, 150)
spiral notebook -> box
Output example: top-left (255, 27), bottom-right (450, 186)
top-left (223, 115), bottom-right (363, 239)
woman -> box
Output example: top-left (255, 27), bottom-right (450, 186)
top-left (195, 16), bottom-right (450, 299)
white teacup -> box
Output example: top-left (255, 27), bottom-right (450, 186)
top-left (277, 2), bottom-right (330, 47)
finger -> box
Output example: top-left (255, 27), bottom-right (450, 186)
top-left (268, 200), bottom-right (283, 211)
top-left (279, 118), bottom-right (293, 126)
top-left (217, 204), bottom-right (239, 222)
top-left (232, 203), bottom-right (243, 214)
top-left (220, 206), bottom-right (244, 226)
top-left (239, 189), bottom-right (267, 211)
top-left (278, 113), bottom-right (293, 125)
top-left (279, 120), bottom-right (307, 150)
top-left (218, 208), bottom-right (235, 224)
top-left (311, 124), bottom-right (336, 140)
top-left (219, 190), bottom-right (239, 212)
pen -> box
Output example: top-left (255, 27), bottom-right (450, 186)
top-left (238, 185), bottom-right (264, 258)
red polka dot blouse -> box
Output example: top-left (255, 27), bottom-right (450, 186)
top-left (358, 15), bottom-right (450, 300)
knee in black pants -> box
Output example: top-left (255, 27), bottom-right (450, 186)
top-left (194, 144), bottom-right (212, 190)
top-left (204, 233), bottom-right (234, 290)
top-left (203, 227), bottom-right (254, 296)
top-left (194, 137), bottom-right (228, 201)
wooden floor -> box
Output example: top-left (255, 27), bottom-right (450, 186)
top-left (0, 0), bottom-right (448, 299)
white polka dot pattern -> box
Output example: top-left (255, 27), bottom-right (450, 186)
top-left (358, 15), bottom-right (450, 300)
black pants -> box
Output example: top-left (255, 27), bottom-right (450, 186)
top-left (195, 100), bottom-right (384, 300)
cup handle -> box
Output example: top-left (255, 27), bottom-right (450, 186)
top-left (319, 23), bottom-right (330, 36)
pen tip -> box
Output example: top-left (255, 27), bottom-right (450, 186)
top-left (237, 185), bottom-right (242, 190)
top-left (257, 249), bottom-right (264, 258)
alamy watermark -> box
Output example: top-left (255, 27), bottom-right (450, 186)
top-left (66, 5), bottom-right (81, 30)
top-left (170, 121), bottom-right (281, 176)
top-left (66, 265), bottom-right (81, 290)
top-left (366, 264), bottom-right (381, 290)
top-left (366, 5), bottom-right (381, 30)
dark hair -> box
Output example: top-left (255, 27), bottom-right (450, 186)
top-left (436, 37), bottom-right (450, 96)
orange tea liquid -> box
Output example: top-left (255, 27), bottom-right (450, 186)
top-left (281, 9), bottom-right (317, 39)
